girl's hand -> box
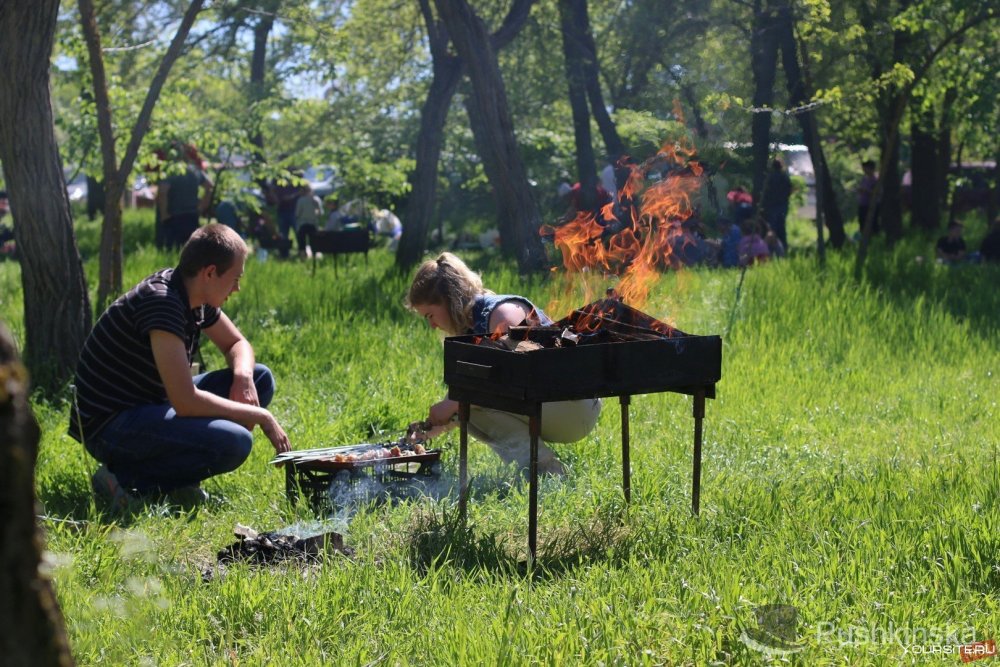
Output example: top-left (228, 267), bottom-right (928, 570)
top-left (429, 398), bottom-right (459, 426)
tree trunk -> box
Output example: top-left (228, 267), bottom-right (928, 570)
top-left (249, 4), bottom-right (277, 153)
top-left (876, 3), bottom-right (914, 243)
top-left (397, 0), bottom-right (536, 269)
top-left (434, 0), bottom-right (547, 273)
top-left (947, 141), bottom-right (964, 226)
top-left (879, 115), bottom-right (904, 241)
top-left (909, 101), bottom-right (940, 231)
top-left (82, 0), bottom-right (205, 307)
top-left (559, 0), bottom-right (599, 208)
top-left (749, 1), bottom-right (780, 206)
top-left (0, 323), bottom-right (75, 666)
top-left (935, 88), bottom-right (955, 224)
top-left (988, 143), bottom-right (999, 226)
top-left (0, 0), bottom-right (92, 391)
top-left (396, 53), bottom-right (462, 268)
top-left (777, 2), bottom-right (845, 247)
top-left (79, 0), bottom-right (125, 308)
top-left (571, 0), bottom-right (625, 160)
top-left (461, 85), bottom-right (517, 255)
top-left (677, 79), bottom-right (710, 140)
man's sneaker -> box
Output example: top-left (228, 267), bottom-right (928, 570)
top-left (166, 485), bottom-right (209, 508)
top-left (91, 465), bottom-right (134, 511)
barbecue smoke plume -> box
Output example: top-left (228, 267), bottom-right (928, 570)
top-left (323, 468), bottom-right (457, 530)
top-left (542, 129), bottom-right (706, 317)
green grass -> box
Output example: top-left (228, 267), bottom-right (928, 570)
top-left (2, 211), bottom-right (999, 665)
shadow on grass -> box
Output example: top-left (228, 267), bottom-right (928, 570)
top-left (405, 499), bottom-right (635, 580)
top-left (38, 472), bottom-right (216, 528)
top-left (863, 237), bottom-right (1000, 339)
top-left (36, 470), bottom-right (93, 520)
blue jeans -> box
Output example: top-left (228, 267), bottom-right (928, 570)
top-left (86, 364), bottom-right (275, 494)
top-left (277, 207), bottom-right (296, 257)
top-left (162, 212), bottom-right (200, 249)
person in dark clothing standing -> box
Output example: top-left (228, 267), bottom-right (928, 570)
top-left (270, 174), bottom-right (303, 258)
top-left (157, 145), bottom-right (213, 249)
top-left (857, 159), bottom-right (880, 234)
top-left (761, 159), bottom-right (792, 249)
top-left (71, 223), bottom-right (290, 509)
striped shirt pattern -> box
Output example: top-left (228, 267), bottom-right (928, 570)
top-left (69, 268), bottom-right (220, 444)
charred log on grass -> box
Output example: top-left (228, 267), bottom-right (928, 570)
top-left (211, 524), bottom-right (352, 569)
top-left (0, 322), bottom-right (74, 666)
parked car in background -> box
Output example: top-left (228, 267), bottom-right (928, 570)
top-left (66, 172), bottom-right (88, 205)
top-left (303, 165), bottom-right (341, 199)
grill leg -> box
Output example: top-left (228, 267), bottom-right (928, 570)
top-left (285, 462), bottom-right (299, 506)
top-left (620, 395), bottom-right (631, 504)
top-left (458, 401), bottom-right (470, 521)
top-left (692, 388), bottom-right (706, 515)
top-left (528, 408), bottom-right (541, 565)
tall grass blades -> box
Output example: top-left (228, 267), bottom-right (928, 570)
top-left (3, 210), bottom-right (998, 665)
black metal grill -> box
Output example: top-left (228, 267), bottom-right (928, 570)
top-left (283, 451), bottom-right (442, 511)
top-left (443, 298), bottom-right (722, 561)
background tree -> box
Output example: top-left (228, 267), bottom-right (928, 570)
top-left (396, 0), bottom-right (535, 269)
top-left (748, 0), bottom-right (782, 205)
top-left (854, 1), bottom-right (997, 276)
top-left (78, 0), bottom-right (205, 307)
top-left (558, 0), bottom-right (624, 205)
top-left (0, 0), bottom-right (91, 390)
top-left (433, 0), bottom-right (547, 273)
top-left (395, 0), bottom-right (464, 269)
top-left (42, 0), bottom-right (1000, 268)
top-left (776, 0), bottom-right (845, 247)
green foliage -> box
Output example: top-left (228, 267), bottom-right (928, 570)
top-left (612, 110), bottom-right (690, 161)
top-left (3, 211), bottom-right (999, 663)
top-left (40, 0), bottom-right (1000, 283)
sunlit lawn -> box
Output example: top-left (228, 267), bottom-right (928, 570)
top-left (1, 210), bottom-right (997, 665)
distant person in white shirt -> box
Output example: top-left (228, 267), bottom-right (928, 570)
top-left (373, 208), bottom-right (403, 250)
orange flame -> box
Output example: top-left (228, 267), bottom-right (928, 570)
top-left (541, 136), bottom-right (705, 311)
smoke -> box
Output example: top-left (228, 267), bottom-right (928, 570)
top-left (323, 467), bottom-right (458, 530)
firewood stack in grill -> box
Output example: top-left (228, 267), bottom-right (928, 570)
top-left (477, 297), bottom-right (687, 353)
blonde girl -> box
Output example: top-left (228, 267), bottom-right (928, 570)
top-left (406, 252), bottom-right (601, 475)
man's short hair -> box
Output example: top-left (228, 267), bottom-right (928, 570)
top-left (177, 223), bottom-right (248, 278)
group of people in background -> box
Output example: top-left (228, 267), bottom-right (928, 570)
top-left (646, 159), bottom-right (791, 271)
top-left (856, 159), bottom-right (999, 265)
top-left (234, 179), bottom-right (402, 259)
top-left (148, 146), bottom-right (403, 260)
top-left (549, 154), bottom-right (1000, 272)
top-left (934, 218), bottom-right (1000, 265)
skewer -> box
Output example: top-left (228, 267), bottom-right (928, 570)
top-left (270, 443), bottom-right (386, 465)
top-left (270, 423), bottom-right (441, 466)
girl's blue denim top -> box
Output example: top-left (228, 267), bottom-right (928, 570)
top-left (469, 294), bottom-right (554, 334)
